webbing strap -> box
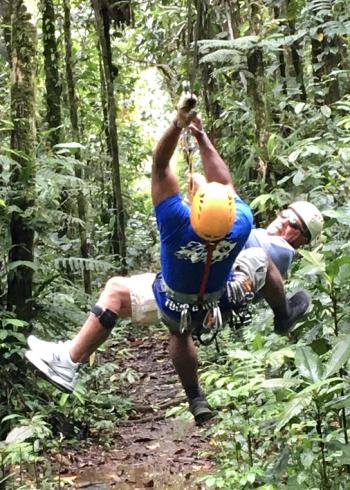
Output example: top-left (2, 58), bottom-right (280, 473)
top-left (198, 242), bottom-right (217, 300)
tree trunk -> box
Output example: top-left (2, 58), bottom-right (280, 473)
top-left (92, 0), bottom-right (126, 271)
top-left (246, 1), bottom-right (270, 180)
top-left (311, 30), bottom-right (342, 105)
top-left (224, 0), bottom-right (240, 39)
top-left (7, 0), bottom-right (37, 321)
top-left (42, 0), bottom-right (62, 147)
top-left (273, 6), bottom-right (287, 96)
top-left (63, 0), bottom-right (92, 294)
top-left (287, 0), bottom-right (307, 102)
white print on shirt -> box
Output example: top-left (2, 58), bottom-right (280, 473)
top-left (175, 240), bottom-right (236, 264)
top-left (165, 298), bottom-right (218, 312)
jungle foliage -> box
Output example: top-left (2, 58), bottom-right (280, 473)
top-left (0, 0), bottom-right (350, 488)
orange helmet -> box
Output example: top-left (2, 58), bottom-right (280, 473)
top-left (190, 182), bottom-right (235, 241)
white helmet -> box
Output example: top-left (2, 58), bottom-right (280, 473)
top-left (288, 201), bottom-right (323, 241)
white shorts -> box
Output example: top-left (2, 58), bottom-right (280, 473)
top-left (126, 273), bottom-right (159, 325)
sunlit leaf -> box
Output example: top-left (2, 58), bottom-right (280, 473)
top-left (295, 346), bottom-right (322, 382)
top-left (323, 335), bottom-right (350, 379)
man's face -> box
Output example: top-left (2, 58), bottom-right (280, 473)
top-left (266, 208), bottom-right (309, 245)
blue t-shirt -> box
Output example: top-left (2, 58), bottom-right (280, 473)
top-left (244, 228), bottom-right (295, 276)
top-left (154, 193), bottom-right (253, 294)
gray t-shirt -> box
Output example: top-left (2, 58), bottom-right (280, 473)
top-left (244, 228), bottom-right (295, 276)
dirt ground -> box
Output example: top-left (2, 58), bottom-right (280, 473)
top-left (57, 332), bottom-right (216, 489)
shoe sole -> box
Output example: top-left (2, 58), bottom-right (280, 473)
top-left (25, 350), bottom-right (73, 394)
top-left (194, 409), bottom-right (216, 425)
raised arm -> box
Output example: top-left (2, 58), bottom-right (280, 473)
top-left (152, 93), bottom-right (198, 207)
top-left (188, 117), bottom-right (236, 195)
top-left (151, 123), bottom-right (182, 207)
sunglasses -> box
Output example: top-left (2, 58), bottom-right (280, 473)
top-left (279, 210), bottom-right (309, 238)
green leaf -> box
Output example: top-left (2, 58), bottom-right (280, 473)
top-left (294, 102), bottom-right (305, 114)
top-left (323, 335), bottom-right (350, 379)
top-left (320, 105), bottom-right (331, 118)
top-left (249, 193), bottom-right (277, 212)
top-left (7, 261), bottom-right (37, 271)
top-left (295, 346), bottom-right (322, 382)
top-left (326, 257), bottom-right (350, 283)
top-left (5, 425), bottom-right (33, 444)
top-left (276, 394), bottom-right (313, 432)
top-left (326, 393), bottom-right (350, 411)
top-left (298, 250), bottom-right (326, 274)
top-left (292, 168), bottom-right (305, 186)
top-left (3, 319), bottom-right (28, 328)
top-left (54, 142), bottom-right (85, 150)
top-left (59, 393), bottom-right (69, 407)
top-left (260, 378), bottom-right (300, 389)
top-left (267, 133), bottom-right (278, 159)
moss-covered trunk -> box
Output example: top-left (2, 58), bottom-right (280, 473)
top-left (63, 0), bottom-right (91, 294)
top-left (42, 0), bottom-right (62, 147)
top-left (7, 0), bottom-right (37, 321)
top-left (92, 0), bottom-right (126, 272)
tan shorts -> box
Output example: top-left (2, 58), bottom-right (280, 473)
top-left (126, 273), bottom-right (159, 326)
top-left (233, 247), bottom-right (268, 293)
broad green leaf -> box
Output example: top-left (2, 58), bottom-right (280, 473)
top-left (292, 169), bottom-right (305, 186)
top-left (5, 425), bottom-right (33, 444)
top-left (54, 142), bottom-right (85, 150)
top-left (298, 250), bottom-right (326, 274)
top-left (227, 349), bottom-right (254, 360)
top-left (276, 394), bottom-right (313, 432)
top-left (320, 105), bottom-right (331, 118)
top-left (250, 193), bottom-right (277, 212)
top-left (260, 378), bottom-right (300, 389)
top-left (326, 257), bottom-right (350, 282)
top-left (295, 346), bottom-right (322, 382)
top-left (267, 133), bottom-right (277, 159)
top-left (323, 335), bottom-right (350, 379)
top-left (59, 393), bottom-right (69, 407)
top-left (7, 260), bottom-right (37, 272)
top-left (294, 102), bottom-right (305, 114)
top-left (326, 393), bottom-right (350, 411)
top-left (2, 319), bottom-right (28, 328)
top-left (336, 443), bottom-right (350, 465)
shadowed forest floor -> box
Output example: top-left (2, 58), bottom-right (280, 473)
top-left (56, 331), bottom-right (216, 489)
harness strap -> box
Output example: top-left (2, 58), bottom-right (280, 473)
top-left (198, 242), bottom-right (217, 300)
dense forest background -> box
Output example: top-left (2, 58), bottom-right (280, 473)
top-left (1, 0), bottom-right (350, 488)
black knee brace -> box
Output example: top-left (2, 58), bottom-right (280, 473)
top-left (91, 305), bottom-right (118, 330)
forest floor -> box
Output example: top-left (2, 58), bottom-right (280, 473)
top-left (57, 329), bottom-right (216, 489)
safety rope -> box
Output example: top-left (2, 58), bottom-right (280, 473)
top-left (198, 242), bottom-right (217, 300)
top-left (194, 242), bottom-right (224, 347)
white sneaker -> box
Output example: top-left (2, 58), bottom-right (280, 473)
top-left (25, 335), bottom-right (80, 393)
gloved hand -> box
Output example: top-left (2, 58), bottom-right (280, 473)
top-left (175, 92), bottom-right (197, 128)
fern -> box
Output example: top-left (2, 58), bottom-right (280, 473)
top-left (198, 36), bottom-right (259, 54)
top-left (200, 49), bottom-right (242, 66)
top-left (55, 257), bottom-right (117, 273)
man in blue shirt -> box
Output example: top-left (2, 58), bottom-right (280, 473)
top-left (25, 94), bottom-right (323, 424)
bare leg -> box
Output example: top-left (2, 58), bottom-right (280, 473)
top-left (260, 257), bottom-right (310, 334)
top-left (169, 331), bottom-right (213, 423)
top-left (70, 277), bottom-right (132, 363)
top-left (169, 332), bottom-right (199, 389)
top-left (260, 258), bottom-right (288, 316)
